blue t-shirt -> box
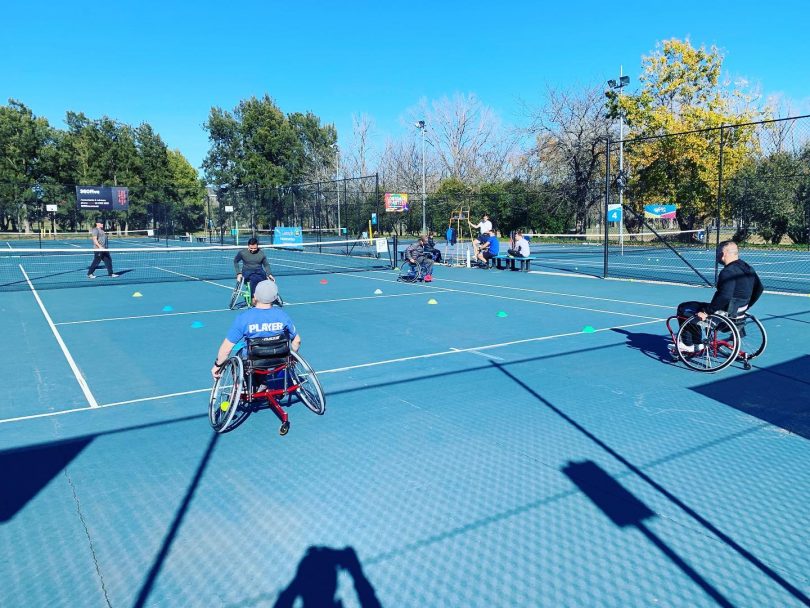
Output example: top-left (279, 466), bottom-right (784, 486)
top-left (486, 235), bottom-right (500, 255)
top-left (226, 307), bottom-right (297, 344)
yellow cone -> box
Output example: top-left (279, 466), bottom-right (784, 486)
top-left (428, 298), bottom-right (438, 305)
top-left (132, 292), bottom-right (143, 298)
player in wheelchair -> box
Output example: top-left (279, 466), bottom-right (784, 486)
top-left (210, 280), bottom-right (324, 435)
top-left (230, 237), bottom-right (284, 309)
top-left (667, 240), bottom-right (767, 372)
top-left (398, 235), bottom-right (434, 282)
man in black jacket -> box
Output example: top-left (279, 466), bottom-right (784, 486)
top-left (676, 241), bottom-right (764, 350)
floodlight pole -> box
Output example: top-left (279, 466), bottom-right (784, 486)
top-left (416, 120), bottom-right (427, 234)
top-left (609, 68), bottom-right (629, 255)
top-left (335, 144), bottom-right (341, 236)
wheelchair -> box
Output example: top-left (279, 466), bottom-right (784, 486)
top-left (229, 276), bottom-right (284, 310)
top-left (397, 259), bottom-right (429, 283)
top-left (665, 311), bottom-right (767, 372)
top-left (209, 334), bottom-right (325, 435)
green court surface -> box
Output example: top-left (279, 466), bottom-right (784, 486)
top-left (1, 262), bottom-right (808, 607)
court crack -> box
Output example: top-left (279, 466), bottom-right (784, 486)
top-left (64, 468), bottom-right (113, 608)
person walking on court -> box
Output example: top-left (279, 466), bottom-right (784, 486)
top-left (234, 237), bottom-right (275, 304)
top-left (87, 218), bottom-right (119, 279)
top-left (675, 240), bottom-right (764, 351)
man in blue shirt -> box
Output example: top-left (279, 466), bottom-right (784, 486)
top-left (212, 280), bottom-right (300, 379)
top-left (474, 229), bottom-right (499, 266)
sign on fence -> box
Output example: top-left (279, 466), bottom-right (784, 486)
top-left (644, 204), bottom-right (677, 220)
top-left (384, 193), bottom-right (409, 212)
top-left (75, 186), bottom-right (129, 210)
top-left (272, 226), bottom-right (303, 245)
top-left (607, 204), bottom-right (622, 222)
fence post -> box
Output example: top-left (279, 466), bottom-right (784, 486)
top-left (604, 136), bottom-right (611, 278)
top-left (714, 125), bottom-right (725, 285)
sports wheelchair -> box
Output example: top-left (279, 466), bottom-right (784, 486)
top-left (665, 311), bottom-right (767, 372)
top-left (397, 258), bottom-right (431, 283)
top-left (229, 276), bottom-right (284, 310)
top-left (209, 334), bottom-right (325, 435)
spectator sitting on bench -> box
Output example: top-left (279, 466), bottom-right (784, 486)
top-left (508, 230), bottom-right (530, 259)
top-left (474, 229), bottom-right (499, 267)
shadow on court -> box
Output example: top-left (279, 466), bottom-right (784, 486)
top-left (0, 413), bottom-right (205, 522)
top-left (562, 460), bottom-right (735, 607)
top-left (273, 546), bottom-right (382, 608)
top-left (691, 355), bottom-right (810, 440)
top-left (491, 361), bottom-right (810, 606)
top-left (610, 327), bottom-right (674, 362)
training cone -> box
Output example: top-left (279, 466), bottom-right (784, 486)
top-left (582, 325), bottom-right (596, 333)
top-left (132, 292), bottom-right (143, 298)
top-left (191, 321), bottom-right (204, 329)
top-left (427, 298), bottom-right (438, 305)
top-left (374, 288), bottom-right (383, 295)
top-left (162, 305), bottom-right (173, 312)
top-left (320, 279), bottom-right (328, 284)
top-left (497, 311), bottom-right (508, 318)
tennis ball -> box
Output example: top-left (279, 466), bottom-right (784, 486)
top-left (219, 401), bottom-right (230, 412)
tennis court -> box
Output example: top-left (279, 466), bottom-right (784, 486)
top-left (1, 242), bottom-right (808, 607)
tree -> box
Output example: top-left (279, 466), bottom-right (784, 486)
top-left (612, 38), bottom-right (762, 229)
top-left (0, 100), bottom-right (52, 231)
top-left (167, 150), bottom-right (206, 232)
top-left (525, 86), bottom-right (612, 232)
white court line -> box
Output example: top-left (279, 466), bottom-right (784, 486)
top-left (55, 290), bottom-right (456, 325)
top-left (19, 265), bottom-right (99, 408)
top-left (0, 317), bottom-right (662, 424)
top-left (451, 347), bottom-right (504, 361)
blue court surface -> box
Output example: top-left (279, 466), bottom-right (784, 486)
top-left (1, 262), bottom-right (809, 607)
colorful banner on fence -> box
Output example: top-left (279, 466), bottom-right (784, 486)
top-left (75, 186), bottom-right (129, 210)
top-left (644, 204), bottom-right (677, 220)
top-left (272, 226), bottom-right (303, 245)
top-left (384, 193), bottom-right (409, 212)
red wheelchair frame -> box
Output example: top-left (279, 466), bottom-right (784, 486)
top-left (209, 345), bottom-right (325, 435)
top-left (665, 312), bottom-right (767, 372)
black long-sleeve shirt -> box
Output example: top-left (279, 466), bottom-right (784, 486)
top-left (707, 259), bottom-right (764, 314)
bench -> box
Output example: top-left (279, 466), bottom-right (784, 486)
top-left (490, 253), bottom-right (538, 272)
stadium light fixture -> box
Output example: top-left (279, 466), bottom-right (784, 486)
top-left (415, 120), bottom-right (427, 233)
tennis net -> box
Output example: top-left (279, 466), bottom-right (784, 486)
top-left (1, 237), bottom-right (393, 291)
top-left (523, 229), bottom-right (708, 255)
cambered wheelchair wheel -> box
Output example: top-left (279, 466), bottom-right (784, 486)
top-left (290, 351), bottom-right (326, 415)
top-left (735, 313), bottom-right (767, 369)
top-left (229, 278), bottom-right (249, 310)
top-left (209, 356), bottom-right (245, 432)
top-left (397, 260), bottom-right (424, 283)
top-left (676, 313), bottom-right (741, 373)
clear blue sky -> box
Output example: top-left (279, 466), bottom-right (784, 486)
top-left (3, 1), bottom-right (808, 172)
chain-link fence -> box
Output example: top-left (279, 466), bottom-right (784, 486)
top-left (606, 115), bottom-right (810, 293)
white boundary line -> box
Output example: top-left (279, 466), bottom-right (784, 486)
top-left (19, 265), bottom-right (99, 408)
top-left (0, 318), bottom-right (661, 425)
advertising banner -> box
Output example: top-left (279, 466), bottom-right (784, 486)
top-left (644, 204), bottom-right (677, 220)
top-left (75, 186), bottom-right (129, 210)
top-left (384, 193), bottom-right (409, 212)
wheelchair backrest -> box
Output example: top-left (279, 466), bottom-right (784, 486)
top-left (247, 334), bottom-right (290, 362)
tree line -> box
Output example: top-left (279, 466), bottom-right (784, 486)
top-left (3, 38), bottom-right (808, 242)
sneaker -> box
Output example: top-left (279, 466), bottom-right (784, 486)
top-left (677, 341), bottom-right (705, 354)
top-left (87, 274), bottom-right (96, 279)
top-left (110, 273), bottom-right (119, 278)
top-left (424, 274), bottom-right (432, 282)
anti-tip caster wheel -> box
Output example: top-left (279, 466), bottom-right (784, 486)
top-left (279, 421), bottom-right (290, 436)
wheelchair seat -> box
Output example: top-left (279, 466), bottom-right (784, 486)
top-left (246, 334), bottom-right (290, 368)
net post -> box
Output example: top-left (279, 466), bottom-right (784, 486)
top-left (604, 136), bottom-right (610, 278)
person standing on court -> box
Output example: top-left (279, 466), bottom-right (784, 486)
top-left (469, 213), bottom-right (492, 251)
top-left (87, 218), bottom-right (119, 279)
top-left (234, 237), bottom-right (274, 304)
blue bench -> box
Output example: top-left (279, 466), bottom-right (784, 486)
top-left (490, 253), bottom-right (538, 271)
